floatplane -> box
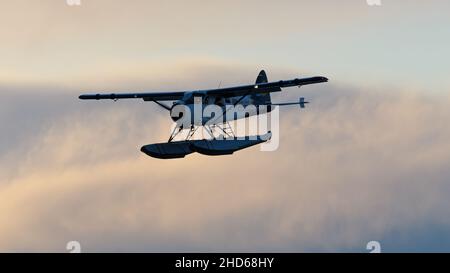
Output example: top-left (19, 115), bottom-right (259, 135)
top-left (79, 70), bottom-right (328, 159)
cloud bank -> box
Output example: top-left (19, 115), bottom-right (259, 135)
top-left (1, 67), bottom-right (450, 252)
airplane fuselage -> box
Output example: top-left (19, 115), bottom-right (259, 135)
top-left (170, 94), bottom-right (273, 126)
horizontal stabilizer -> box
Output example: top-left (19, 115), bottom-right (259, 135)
top-left (269, 97), bottom-right (309, 108)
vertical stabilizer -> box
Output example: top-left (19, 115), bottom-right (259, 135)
top-left (251, 70), bottom-right (271, 105)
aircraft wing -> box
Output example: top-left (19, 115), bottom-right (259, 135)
top-left (78, 91), bottom-right (185, 101)
top-left (205, 76), bottom-right (328, 98)
top-left (78, 76), bottom-right (328, 101)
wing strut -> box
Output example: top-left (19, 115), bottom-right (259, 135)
top-left (152, 100), bottom-right (171, 111)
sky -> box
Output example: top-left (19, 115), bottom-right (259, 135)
top-left (0, 0), bottom-right (450, 252)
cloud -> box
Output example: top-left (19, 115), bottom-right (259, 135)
top-left (1, 67), bottom-right (450, 252)
top-left (1, 0), bottom-right (365, 86)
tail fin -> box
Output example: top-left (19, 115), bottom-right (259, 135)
top-left (251, 70), bottom-right (271, 104)
top-left (255, 70), bottom-right (268, 84)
